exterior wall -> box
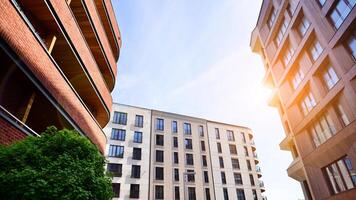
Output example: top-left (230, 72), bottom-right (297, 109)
top-left (104, 104), bottom-right (151, 200)
top-left (207, 121), bottom-right (264, 200)
top-left (251, 0), bottom-right (356, 199)
top-left (0, 117), bottom-right (27, 145)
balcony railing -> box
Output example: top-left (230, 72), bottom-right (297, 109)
top-left (256, 166), bottom-right (261, 173)
top-left (253, 152), bottom-right (258, 159)
top-left (259, 180), bottom-right (265, 188)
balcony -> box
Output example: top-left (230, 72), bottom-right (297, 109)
top-left (250, 140), bottom-right (256, 151)
top-left (287, 157), bottom-right (306, 181)
top-left (256, 166), bottom-right (262, 178)
top-left (259, 180), bottom-right (265, 192)
top-left (253, 152), bottom-right (259, 164)
top-left (279, 133), bottom-right (292, 151)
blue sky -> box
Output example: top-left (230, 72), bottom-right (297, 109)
top-left (112, 0), bottom-right (304, 199)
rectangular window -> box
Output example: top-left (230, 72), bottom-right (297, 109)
top-left (347, 32), bottom-right (356, 59)
top-left (219, 156), bottom-right (225, 168)
top-left (199, 125), bottom-right (204, 136)
top-left (174, 168), bottom-right (180, 181)
top-left (234, 173), bottom-right (243, 185)
top-left (107, 163), bottom-right (122, 177)
top-left (205, 188), bottom-right (211, 200)
top-left (241, 132), bottom-right (246, 143)
top-left (324, 156), bottom-right (356, 194)
top-left (322, 66), bottom-right (339, 89)
top-left (329, 0), bottom-right (356, 29)
top-left (232, 158), bottom-right (240, 169)
top-left (267, 7), bottom-right (277, 28)
top-left (155, 167), bottom-right (164, 180)
top-left (247, 160), bottom-right (252, 170)
top-left (112, 183), bottom-right (120, 198)
top-left (133, 131), bottom-right (142, 143)
top-left (108, 145), bottom-right (124, 158)
top-left (229, 144), bottom-right (237, 155)
top-left (204, 171), bottom-right (209, 183)
top-left (175, 186), bottom-right (180, 200)
top-left (130, 184), bottom-right (140, 199)
top-left (202, 155), bottom-right (207, 167)
top-left (135, 115), bottom-right (143, 127)
top-left (173, 137), bottom-right (178, 148)
top-left (186, 153), bottom-right (194, 165)
top-left (113, 112), bottom-right (127, 125)
top-left (201, 141), bottom-right (206, 151)
top-left (156, 118), bottom-right (164, 131)
top-left (252, 189), bottom-right (258, 200)
top-left (335, 104), bottom-right (351, 127)
top-left (275, 18), bottom-right (289, 46)
top-left (184, 123), bottom-right (192, 135)
top-left (249, 174), bottom-right (255, 186)
top-left (188, 187), bottom-right (196, 200)
top-left (221, 172), bottom-right (227, 184)
top-left (110, 128), bottom-right (125, 141)
top-left (283, 44), bottom-right (294, 66)
top-left (223, 188), bottom-right (229, 200)
top-left (172, 120), bottom-right (178, 133)
top-left (288, 0), bottom-right (298, 16)
top-left (310, 40), bottom-right (323, 61)
top-left (155, 185), bottom-right (164, 199)
top-left (156, 134), bottom-right (164, 146)
top-left (131, 165), bottom-right (141, 178)
top-left (217, 142), bottom-right (222, 153)
top-left (298, 16), bottom-right (310, 36)
top-left (291, 66), bottom-right (305, 89)
top-left (300, 91), bottom-right (317, 115)
top-left (132, 148), bottom-right (142, 160)
top-left (185, 138), bottom-right (193, 149)
top-left (236, 189), bottom-right (246, 200)
top-left (156, 150), bottom-right (164, 163)
top-left (215, 128), bottom-right (220, 139)
top-left (187, 170), bottom-right (195, 182)
top-left (244, 146), bottom-right (249, 156)
top-left (310, 112), bottom-right (336, 146)
top-left (226, 130), bottom-right (235, 141)
top-left (174, 152), bottom-right (179, 164)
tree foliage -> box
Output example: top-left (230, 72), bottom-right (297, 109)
top-left (0, 126), bottom-right (113, 200)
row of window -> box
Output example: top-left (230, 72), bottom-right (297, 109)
top-left (154, 185), bottom-right (211, 200)
top-left (110, 129), bottom-right (143, 143)
top-left (107, 163), bottom-right (142, 178)
top-left (217, 142), bottom-right (253, 156)
top-left (155, 134), bottom-right (206, 151)
top-left (108, 145), bottom-right (142, 159)
top-left (112, 183), bottom-right (140, 199)
top-left (113, 112), bottom-right (144, 127)
top-left (155, 118), bottom-right (205, 136)
top-left (215, 128), bottom-right (248, 143)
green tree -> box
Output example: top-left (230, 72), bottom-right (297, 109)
top-left (0, 126), bottom-right (113, 200)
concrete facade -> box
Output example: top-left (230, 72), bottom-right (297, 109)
top-left (251, 0), bottom-right (356, 199)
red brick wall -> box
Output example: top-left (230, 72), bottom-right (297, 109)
top-left (0, 117), bottom-right (27, 146)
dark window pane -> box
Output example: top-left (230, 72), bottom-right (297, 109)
top-left (130, 184), bottom-right (140, 198)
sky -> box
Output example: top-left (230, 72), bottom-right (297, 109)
top-left (112, 0), bottom-right (304, 199)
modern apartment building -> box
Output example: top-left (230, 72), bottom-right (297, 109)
top-left (0, 0), bottom-right (121, 153)
top-left (104, 103), bottom-right (266, 200)
top-left (251, 0), bottom-right (356, 199)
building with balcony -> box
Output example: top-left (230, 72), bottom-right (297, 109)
top-left (0, 0), bottom-right (121, 153)
top-left (104, 103), bottom-right (266, 200)
top-left (250, 0), bottom-right (356, 199)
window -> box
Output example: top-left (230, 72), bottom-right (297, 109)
top-left (324, 156), bottom-right (356, 194)
top-left (322, 66), bottom-right (339, 89)
top-left (133, 131), bottom-right (142, 143)
top-left (310, 112), bottom-right (336, 146)
top-left (184, 123), bottom-right (192, 135)
top-left (283, 44), bottom-right (294, 66)
top-left (319, 0), bottom-right (327, 6)
top-left (288, 0), bottom-right (298, 16)
top-left (249, 174), bottom-right (255, 186)
top-left (244, 146), bottom-right (249, 156)
top-left (232, 158), bottom-right (240, 169)
top-left (241, 132), bottom-right (246, 143)
top-left (132, 148), bottom-right (142, 160)
top-left (186, 154), bottom-right (194, 165)
top-left (329, 0), bottom-right (356, 29)
top-left (219, 157), bottom-right (225, 168)
top-left (204, 171), bottom-right (209, 183)
top-left (174, 168), bottom-right (180, 181)
top-left (226, 130), bottom-right (235, 141)
top-left (267, 7), bottom-right (277, 28)
top-left (202, 155), bottom-right (208, 167)
top-left (335, 104), bottom-right (350, 127)
top-left (108, 145), bottom-right (124, 158)
top-left (229, 144), bottom-right (237, 155)
top-left (215, 128), bottom-right (220, 139)
top-left (223, 188), bottom-right (229, 200)
top-left (107, 163), bottom-right (122, 177)
top-left (155, 167), bottom-right (164, 180)
top-left (155, 185), bottom-right (164, 199)
top-left (236, 189), bottom-right (246, 200)
top-left (199, 125), bottom-right (204, 136)
top-left (185, 138), bottom-right (193, 149)
top-left (174, 152), bottom-right (179, 164)
top-left (310, 40), bottom-right (323, 61)
top-left (156, 150), bottom-right (164, 162)
top-left (201, 141), bottom-right (206, 151)
top-left (205, 188), bottom-right (211, 200)
top-left (175, 186), bottom-right (180, 200)
top-left (300, 91), bottom-right (317, 115)
top-left (173, 137), bottom-right (178, 148)
top-left (247, 160), bottom-right (252, 170)
top-left (275, 18), bottom-right (289, 46)
top-left (298, 16), bottom-right (310, 36)
top-left (188, 187), bottom-right (196, 200)
top-left (221, 172), bottom-right (227, 184)
top-left (234, 173), bottom-right (243, 185)
top-left (113, 112), bottom-right (127, 125)
top-left (252, 189), bottom-right (258, 200)
top-left (291, 66), bottom-right (305, 89)
top-left (111, 129), bottom-right (125, 141)
top-left (217, 142), bottom-right (222, 153)
top-left (156, 134), bottom-right (164, 146)
top-left (131, 165), bottom-right (141, 178)
top-left (130, 184), bottom-right (140, 199)
top-left (172, 120), bottom-right (178, 133)
top-left (347, 33), bottom-right (356, 59)
top-left (112, 183), bottom-right (120, 198)
top-left (156, 118), bottom-right (164, 131)
top-left (187, 170), bottom-right (195, 182)
top-left (135, 115), bottom-right (143, 127)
